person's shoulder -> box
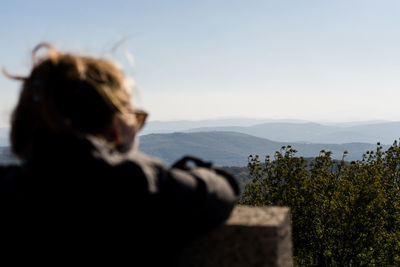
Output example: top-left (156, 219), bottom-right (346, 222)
top-left (88, 135), bottom-right (163, 166)
top-left (127, 150), bottom-right (164, 168)
top-left (87, 136), bottom-right (168, 192)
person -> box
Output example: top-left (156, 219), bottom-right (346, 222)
top-left (0, 43), bottom-right (239, 265)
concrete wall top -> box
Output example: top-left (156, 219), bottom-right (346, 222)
top-left (180, 205), bottom-right (293, 267)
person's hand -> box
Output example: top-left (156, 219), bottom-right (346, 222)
top-left (172, 156), bottom-right (212, 170)
top-left (172, 156), bottom-right (240, 195)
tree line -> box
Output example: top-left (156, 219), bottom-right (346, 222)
top-left (240, 142), bottom-right (400, 266)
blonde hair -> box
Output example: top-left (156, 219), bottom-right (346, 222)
top-left (3, 43), bottom-right (134, 159)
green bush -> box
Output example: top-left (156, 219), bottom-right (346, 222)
top-left (240, 142), bottom-right (400, 266)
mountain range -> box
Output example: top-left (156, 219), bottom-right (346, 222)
top-left (0, 128), bottom-right (8, 147)
top-left (139, 118), bottom-right (312, 135)
top-left (1, 119), bottom-right (398, 167)
top-left (185, 122), bottom-right (400, 145)
top-left (0, 146), bottom-right (18, 164)
top-left (140, 120), bottom-right (400, 145)
top-left (138, 131), bottom-right (386, 167)
top-left (3, 119), bottom-right (399, 146)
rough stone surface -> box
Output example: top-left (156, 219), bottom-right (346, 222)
top-left (180, 205), bottom-right (292, 267)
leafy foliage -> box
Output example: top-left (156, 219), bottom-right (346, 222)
top-left (240, 143), bottom-right (400, 266)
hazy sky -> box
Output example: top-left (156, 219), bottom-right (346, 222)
top-left (1, 0), bottom-right (400, 126)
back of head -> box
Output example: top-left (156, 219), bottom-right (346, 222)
top-left (5, 43), bottom-right (134, 160)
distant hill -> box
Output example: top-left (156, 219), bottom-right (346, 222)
top-left (0, 128), bottom-right (9, 146)
top-left (138, 119), bottom-right (400, 145)
top-left (0, 146), bottom-right (19, 165)
top-left (0, 131), bottom-right (389, 167)
top-left (139, 118), bottom-right (310, 135)
top-left (2, 119), bottom-right (399, 146)
top-left (138, 131), bottom-right (386, 167)
top-left (187, 122), bottom-right (400, 145)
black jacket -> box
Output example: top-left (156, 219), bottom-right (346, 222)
top-left (0, 133), bottom-right (239, 265)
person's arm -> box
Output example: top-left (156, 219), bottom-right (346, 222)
top-left (122, 151), bottom-right (239, 240)
top-left (152, 156), bottom-right (240, 238)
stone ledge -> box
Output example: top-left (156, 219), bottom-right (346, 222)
top-left (180, 206), bottom-right (292, 267)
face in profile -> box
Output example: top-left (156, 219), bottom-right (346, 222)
top-left (115, 108), bottom-right (148, 153)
